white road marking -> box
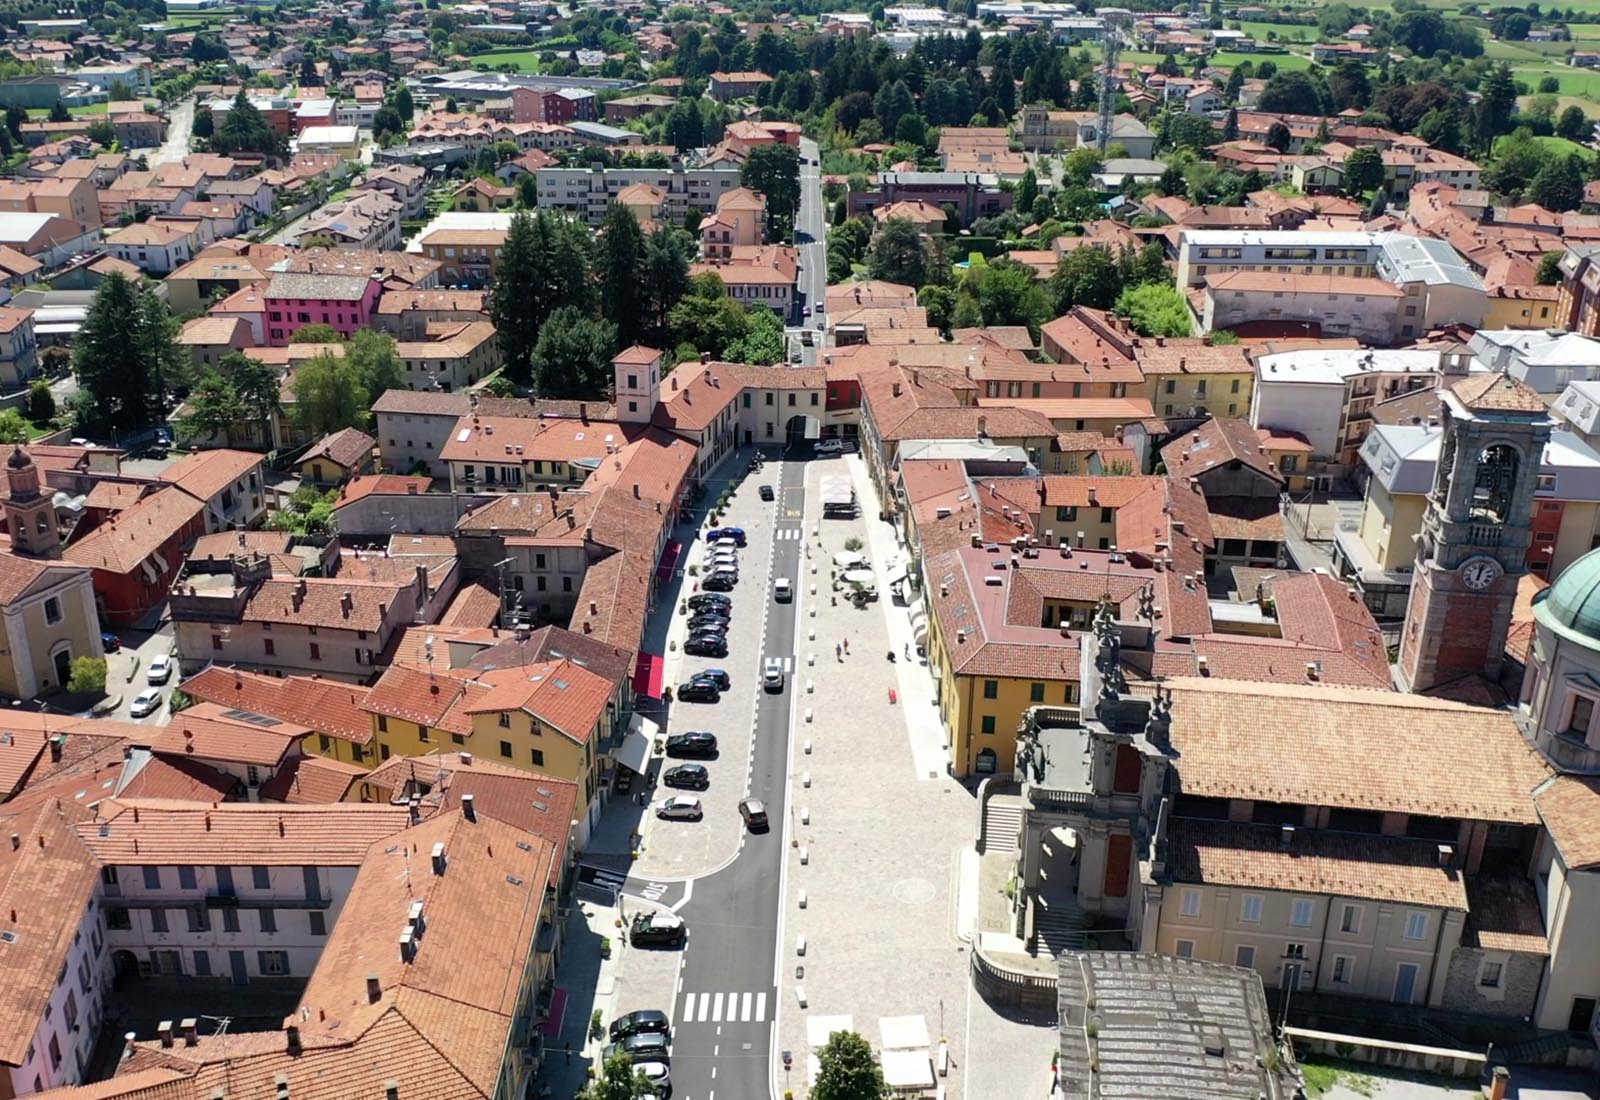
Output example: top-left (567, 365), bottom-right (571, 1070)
top-left (740, 991), bottom-right (752, 1021)
top-left (712, 992), bottom-right (723, 1020)
top-left (755, 991), bottom-right (767, 1021)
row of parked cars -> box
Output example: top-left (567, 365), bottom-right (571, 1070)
top-left (605, 1011), bottom-right (673, 1097)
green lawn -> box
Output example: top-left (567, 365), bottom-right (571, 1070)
top-left (25, 102), bottom-right (108, 118)
top-left (163, 9), bottom-right (244, 24)
top-left (1511, 62), bottom-right (1600, 98)
top-left (1231, 19), bottom-right (1318, 42)
top-left (467, 47), bottom-right (546, 72)
top-left (1496, 131), bottom-right (1597, 160)
top-left (1213, 49), bottom-right (1315, 70)
top-left (1519, 92), bottom-right (1600, 117)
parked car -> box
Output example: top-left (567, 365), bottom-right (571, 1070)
top-left (694, 669), bottom-right (731, 690)
top-left (703, 546), bottom-right (739, 565)
top-left (665, 732), bottom-right (718, 757)
top-left (684, 635), bottom-right (728, 658)
top-left (634, 1061), bottom-right (671, 1097)
top-left (604, 1033), bottom-right (671, 1064)
top-left (675, 680), bottom-right (721, 703)
top-left (687, 615), bottom-right (730, 633)
top-left (763, 659), bottom-right (785, 693)
top-left (100, 633), bottom-right (122, 652)
top-left (739, 798), bottom-right (770, 831)
top-left (610, 1010), bottom-right (672, 1042)
top-left (656, 795), bottom-right (704, 821)
top-left (701, 571), bottom-right (737, 592)
top-left (663, 763), bottom-right (709, 790)
top-left (629, 911), bottom-right (687, 948)
top-left (759, 484), bottom-right (775, 501)
top-left (129, 688), bottom-right (164, 718)
top-left (687, 594), bottom-right (732, 613)
top-left (814, 438), bottom-right (843, 455)
top-left (774, 578), bottom-right (793, 603)
top-left (146, 653), bottom-right (173, 685)
top-left (708, 527), bottom-right (746, 547)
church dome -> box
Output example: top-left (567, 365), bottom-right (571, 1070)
top-left (1539, 547), bottom-right (1600, 644)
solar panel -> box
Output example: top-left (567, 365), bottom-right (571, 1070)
top-left (219, 708), bottom-right (282, 727)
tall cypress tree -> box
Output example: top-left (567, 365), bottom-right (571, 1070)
top-left (72, 274), bottom-right (177, 438)
top-left (598, 204), bottom-right (646, 349)
top-left (490, 212), bottom-right (541, 385)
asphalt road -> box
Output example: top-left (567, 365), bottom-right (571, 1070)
top-left (624, 454), bottom-right (805, 1100)
top-left (148, 97), bottom-right (195, 167)
top-left (794, 137), bottom-right (827, 368)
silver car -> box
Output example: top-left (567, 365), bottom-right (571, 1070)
top-left (656, 796), bottom-right (703, 821)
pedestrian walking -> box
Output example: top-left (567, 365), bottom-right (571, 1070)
top-left (836, 642), bottom-right (842, 662)
top-left (843, 638), bottom-right (850, 655)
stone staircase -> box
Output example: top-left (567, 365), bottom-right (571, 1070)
top-left (981, 796), bottom-right (1023, 854)
top-left (1029, 891), bottom-right (1087, 958)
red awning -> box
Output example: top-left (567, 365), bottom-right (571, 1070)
top-left (655, 539), bottom-right (683, 582)
top-left (539, 987), bottom-right (568, 1040)
top-left (632, 652), bottom-right (665, 700)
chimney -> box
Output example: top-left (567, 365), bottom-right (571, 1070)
top-left (458, 751), bottom-right (473, 766)
top-left (1196, 654), bottom-right (1209, 675)
top-left (579, 402), bottom-right (587, 422)
top-left (407, 794), bottom-right (420, 825)
top-left (284, 1025), bottom-right (301, 1055)
top-left (430, 842), bottom-right (447, 875)
top-left (49, 735), bottom-right (62, 762)
top-left (181, 1019), bottom-right (198, 1047)
top-left (892, 382), bottom-right (902, 398)
top-left (399, 929), bottom-right (415, 962)
top-left (366, 974), bottom-right (382, 1004)
top-left (158, 1021), bottom-right (174, 1048)
top-left (122, 1033), bottom-right (137, 1062)
top-left (416, 563), bottom-right (430, 605)
top-left (1437, 843), bottom-right (1455, 867)
top-left (1279, 824), bottom-right (1294, 848)
top-left (462, 793), bottom-right (476, 822)
top-left (1489, 1068), bottom-right (1510, 1100)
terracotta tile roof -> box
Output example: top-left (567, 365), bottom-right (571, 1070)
top-left (76, 799), bottom-right (413, 865)
top-left (241, 578), bottom-right (409, 633)
top-left (439, 581), bottom-right (500, 627)
top-left (463, 659), bottom-right (612, 743)
top-left (1040, 306), bottom-right (1142, 377)
top-left (1161, 418), bottom-right (1285, 485)
top-left (116, 754), bottom-right (237, 801)
top-left (1534, 774), bottom-right (1600, 869)
top-left (0, 713), bottom-right (64, 798)
top-left (159, 448), bottom-right (262, 504)
top-left (150, 702), bottom-right (308, 766)
top-left (1166, 678), bottom-right (1551, 823)
top-left (1136, 343), bottom-right (1253, 376)
top-left (62, 488), bottom-right (203, 574)
top-left (0, 552), bottom-right (88, 606)
top-left (1168, 818), bottom-right (1468, 910)
top-left (370, 390), bottom-right (473, 416)
top-left (25, 1068), bottom-right (197, 1100)
top-left (1450, 372), bottom-right (1547, 414)
top-left (0, 803), bottom-right (102, 1065)
top-left (362, 665), bottom-right (486, 736)
top-left (301, 427), bottom-right (376, 471)
top-left (374, 289), bottom-right (487, 316)
top-left (84, 480), bottom-right (152, 512)
top-left (178, 667), bottom-right (374, 745)
top-left (461, 624), bottom-right (634, 686)
top-left (257, 753), bottom-right (367, 804)
top-left (361, 752), bottom-right (579, 853)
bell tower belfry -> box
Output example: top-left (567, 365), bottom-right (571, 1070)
top-left (3, 445), bottom-right (58, 559)
top-left (1397, 374), bottom-right (1551, 694)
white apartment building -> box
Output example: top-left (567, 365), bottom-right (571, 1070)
top-left (534, 164), bottom-right (744, 225)
top-left (1251, 347), bottom-right (1447, 466)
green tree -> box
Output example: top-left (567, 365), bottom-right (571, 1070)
top-left (26, 381), bottom-right (54, 425)
top-left (1061, 147), bottom-right (1104, 187)
top-left (395, 84), bottom-right (415, 122)
top-left (598, 203), bottom-right (647, 348)
top-left (0, 408), bottom-right (30, 443)
top-left (88, 119), bottom-right (115, 147)
top-left (1474, 64), bottom-right (1518, 154)
top-left (532, 307), bottom-right (618, 399)
top-left (1116, 283), bottom-right (1192, 337)
top-left (491, 212), bottom-right (542, 384)
top-left (740, 143), bottom-right (801, 241)
top-left (73, 274), bottom-right (178, 438)
top-left (1343, 145), bottom-right (1385, 197)
top-left (812, 1031), bottom-right (889, 1100)
top-left (292, 353), bottom-right (368, 434)
top-left (669, 274), bottom-right (751, 358)
top-left (1558, 105), bottom-right (1591, 144)
top-left (183, 370), bottom-right (246, 445)
top-left (1527, 154), bottom-right (1586, 212)
top-left (641, 226), bottom-right (693, 347)
top-left (67, 656), bottom-right (108, 695)
top-left (867, 218), bottom-right (940, 288)
top-left (1264, 121), bottom-right (1292, 153)
top-left (970, 260), bottom-right (1050, 333)
top-left (1537, 251), bottom-right (1565, 285)
top-left (1131, 241), bottom-right (1171, 287)
top-left (373, 104), bottom-right (405, 140)
top-left (723, 305), bottom-right (785, 364)
top-left (346, 329), bottom-right (403, 397)
top-left (873, 79), bottom-right (915, 136)
top-left (290, 323), bottom-right (341, 344)
top-left (1049, 246), bottom-right (1122, 313)
top-left (918, 284), bottom-right (957, 334)
top-left (1538, 76), bottom-right (1562, 95)
top-left (47, 100), bottom-right (70, 123)
top-left (578, 1051), bottom-right (652, 1100)
top-left (213, 90), bottom-right (288, 158)
top-left (220, 350), bottom-right (280, 440)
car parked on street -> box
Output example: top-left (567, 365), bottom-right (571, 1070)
top-left (656, 796), bottom-right (703, 821)
top-left (100, 633), bottom-right (121, 652)
top-left (703, 549), bottom-right (739, 569)
top-left (635, 1062), bottom-right (671, 1097)
top-left (687, 615), bottom-right (730, 634)
top-left (604, 1033), bottom-right (671, 1064)
top-left (665, 732), bottom-right (718, 757)
top-left (702, 571), bottom-right (737, 591)
top-left (739, 798), bottom-right (770, 831)
top-left (759, 484), bottom-right (775, 501)
top-left (687, 594), bottom-right (732, 613)
top-left (675, 680), bottom-right (721, 703)
top-left (683, 635), bottom-right (728, 658)
top-left (610, 1010), bottom-right (672, 1042)
top-left (629, 911), bottom-right (687, 948)
top-left (814, 438), bottom-right (843, 455)
top-left (129, 689), bottom-right (164, 718)
top-left (707, 527), bottom-right (746, 547)
top-left (663, 763), bottom-right (709, 790)
top-left (146, 653), bottom-right (173, 685)
top-left (694, 669), bottom-right (731, 690)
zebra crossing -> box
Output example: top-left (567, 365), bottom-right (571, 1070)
top-left (775, 528), bottom-right (803, 541)
top-left (678, 989), bottom-right (770, 1024)
top-left (765, 656), bottom-right (794, 673)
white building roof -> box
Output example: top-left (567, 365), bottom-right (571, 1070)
top-left (1255, 348), bottom-right (1443, 387)
top-left (1362, 422), bottom-right (1600, 501)
top-left (1554, 379), bottom-right (1600, 437)
top-left (1376, 233), bottom-right (1485, 292)
top-left (298, 125), bottom-right (360, 145)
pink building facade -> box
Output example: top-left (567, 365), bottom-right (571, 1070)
top-left (262, 272), bottom-right (383, 346)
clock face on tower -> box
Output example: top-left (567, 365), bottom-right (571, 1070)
top-left (1459, 556), bottom-right (1504, 591)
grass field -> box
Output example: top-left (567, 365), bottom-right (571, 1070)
top-left (163, 9), bottom-right (244, 25)
top-left (1496, 131), bottom-right (1597, 160)
top-left (24, 102), bottom-right (107, 118)
top-left (1519, 92), bottom-right (1600, 117)
top-left (1510, 63), bottom-right (1600, 98)
top-left (1213, 49), bottom-right (1316, 70)
top-left (467, 47), bottom-right (544, 71)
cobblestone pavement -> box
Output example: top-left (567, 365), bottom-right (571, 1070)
top-left (770, 451), bottom-right (974, 1100)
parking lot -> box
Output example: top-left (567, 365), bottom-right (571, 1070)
top-left (631, 450), bottom-right (797, 881)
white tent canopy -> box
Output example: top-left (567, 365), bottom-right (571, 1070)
top-left (807, 1014), bottom-right (854, 1048)
top-left (879, 1015), bottom-right (930, 1050)
top-left (842, 568), bottom-right (876, 587)
top-left (833, 551), bottom-right (867, 567)
top-left (881, 1049), bottom-right (935, 1092)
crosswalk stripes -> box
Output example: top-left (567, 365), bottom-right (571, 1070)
top-left (678, 989), bottom-right (770, 1024)
top-left (765, 656), bottom-right (793, 673)
top-left (775, 528), bottom-right (802, 541)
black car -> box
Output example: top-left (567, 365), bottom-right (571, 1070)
top-left (759, 484), bottom-right (775, 501)
top-left (665, 732), bottom-right (718, 757)
top-left (663, 763), bottom-right (709, 790)
top-left (687, 594), bottom-right (732, 613)
top-left (675, 680), bottom-right (721, 703)
top-left (701, 572), bottom-right (736, 592)
top-left (683, 636), bottom-right (728, 658)
top-left (605, 1033), bottom-right (671, 1064)
top-left (693, 668), bottom-right (731, 690)
top-left (687, 615), bottom-right (730, 634)
top-left (610, 1010), bottom-right (672, 1042)
top-left (629, 911), bottom-right (687, 948)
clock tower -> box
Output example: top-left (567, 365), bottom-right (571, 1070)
top-left (1398, 373), bottom-right (1552, 694)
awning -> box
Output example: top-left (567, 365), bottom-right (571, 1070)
top-left (632, 652), bottom-right (665, 699)
top-left (879, 1015), bottom-right (929, 1050)
top-left (539, 987), bottom-right (568, 1040)
top-left (882, 1050), bottom-right (934, 1091)
top-left (807, 1015), bottom-right (854, 1048)
top-left (655, 540), bottom-right (683, 582)
top-left (614, 729), bottom-right (652, 776)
